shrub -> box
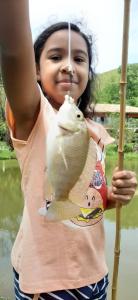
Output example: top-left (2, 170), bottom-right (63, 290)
top-left (124, 143), bottom-right (134, 153)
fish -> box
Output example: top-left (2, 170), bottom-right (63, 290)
top-left (39, 95), bottom-right (97, 221)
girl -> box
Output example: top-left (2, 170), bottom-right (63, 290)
top-left (0, 1), bottom-right (137, 300)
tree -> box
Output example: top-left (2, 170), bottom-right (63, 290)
top-left (97, 64), bottom-right (138, 106)
top-left (118, 64), bottom-right (138, 106)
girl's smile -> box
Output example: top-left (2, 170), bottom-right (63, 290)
top-left (56, 81), bottom-right (76, 91)
top-left (55, 78), bottom-right (79, 92)
top-left (37, 29), bottom-right (89, 110)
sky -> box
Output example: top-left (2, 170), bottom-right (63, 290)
top-left (29, 0), bottom-right (138, 73)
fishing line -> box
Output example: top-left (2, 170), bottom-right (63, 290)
top-left (67, 22), bottom-right (73, 99)
top-left (77, 98), bottom-right (82, 108)
top-left (68, 22), bottom-right (81, 108)
top-left (68, 21), bottom-right (71, 70)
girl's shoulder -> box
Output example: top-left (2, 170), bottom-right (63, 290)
top-left (85, 118), bottom-right (115, 146)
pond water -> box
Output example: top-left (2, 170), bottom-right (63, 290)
top-left (0, 157), bottom-right (138, 300)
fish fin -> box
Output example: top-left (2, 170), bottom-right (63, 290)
top-left (59, 141), bottom-right (68, 169)
top-left (59, 145), bottom-right (68, 169)
top-left (45, 200), bottom-right (81, 221)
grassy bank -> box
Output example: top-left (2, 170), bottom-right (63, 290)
top-left (106, 151), bottom-right (138, 160)
top-left (106, 144), bottom-right (138, 159)
top-left (0, 149), bottom-right (16, 159)
top-left (0, 141), bottom-right (16, 160)
top-left (0, 141), bottom-right (137, 160)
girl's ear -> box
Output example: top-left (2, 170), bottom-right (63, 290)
top-left (36, 63), bottom-right (41, 81)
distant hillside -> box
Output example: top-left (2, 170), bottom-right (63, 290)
top-left (96, 63), bottom-right (138, 106)
top-left (98, 69), bottom-right (119, 88)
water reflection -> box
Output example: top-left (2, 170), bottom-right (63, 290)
top-left (105, 155), bottom-right (138, 228)
top-left (0, 160), bottom-right (23, 245)
top-left (105, 196), bottom-right (138, 228)
top-left (105, 220), bottom-right (138, 300)
top-left (0, 157), bottom-right (138, 299)
top-left (0, 160), bottom-right (23, 298)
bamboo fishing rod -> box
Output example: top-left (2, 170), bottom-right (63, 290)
top-left (111, 1), bottom-right (131, 299)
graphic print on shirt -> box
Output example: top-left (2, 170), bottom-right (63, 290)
top-left (69, 160), bottom-right (107, 227)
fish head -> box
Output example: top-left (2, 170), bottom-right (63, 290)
top-left (56, 95), bottom-right (86, 133)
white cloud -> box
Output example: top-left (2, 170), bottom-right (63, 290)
top-left (29, 0), bottom-right (138, 73)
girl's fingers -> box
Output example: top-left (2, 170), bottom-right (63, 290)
top-left (112, 178), bottom-right (137, 188)
top-left (112, 172), bottom-right (137, 189)
top-left (110, 169), bottom-right (137, 206)
top-left (112, 186), bottom-right (136, 196)
top-left (112, 170), bottom-right (136, 180)
top-left (110, 192), bottom-right (133, 205)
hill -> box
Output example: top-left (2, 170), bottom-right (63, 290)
top-left (96, 63), bottom-right (138, 106)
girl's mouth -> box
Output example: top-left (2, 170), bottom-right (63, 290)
top-left (57, 78), bottom-right (78, 84)
top-left (57, 81), bottom-right (72, 86)
top-left (56, 82), bottom-right (75, 91)
top-left (56, 80), bottom-right (78, 90)
top-left (58, 125), bottom-right (74, 135)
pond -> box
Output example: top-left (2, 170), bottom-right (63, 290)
top-left (0, 157), bottom-right (138, 300)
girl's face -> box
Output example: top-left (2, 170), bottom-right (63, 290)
top-left (37, 29), bottom-right (89, 110)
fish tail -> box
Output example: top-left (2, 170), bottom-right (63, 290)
top-left (46, 200), bottom-right (81, 221)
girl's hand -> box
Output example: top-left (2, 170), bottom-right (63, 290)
top-left (108, 168), bottom-right (137, 206)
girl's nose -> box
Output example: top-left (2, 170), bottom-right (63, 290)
top-left (60, 63), bottom-right (75, 76)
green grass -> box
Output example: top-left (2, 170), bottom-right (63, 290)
top-left (0, 149), bottom-right (16, 160)
top-left (106, 143), bottom-right (138, 158)
top-left (0, 141), bottom-right (15, 160)
top-left (106, 151), bottom-right (138, 160)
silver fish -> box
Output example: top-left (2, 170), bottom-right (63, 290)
top-left (41, 95), bottom-right (97, 221)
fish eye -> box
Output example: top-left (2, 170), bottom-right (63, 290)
top-left (77, 114), bottom-right (81, 118)
top-left (76, 111), bottom-right (83, 119)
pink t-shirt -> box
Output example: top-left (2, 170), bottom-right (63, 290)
top-left (6, 89), bottom-right (113, 294)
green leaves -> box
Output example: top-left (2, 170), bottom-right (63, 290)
top-left (97, 63), bottom-right (138, 106)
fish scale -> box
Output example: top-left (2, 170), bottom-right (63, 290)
top-left (52, 129), bottom-right (89, 199)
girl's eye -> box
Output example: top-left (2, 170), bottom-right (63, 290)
top-left (74, 57), bottom-right (85, 63)
top-left (50, 56), bottom-right (61, 61)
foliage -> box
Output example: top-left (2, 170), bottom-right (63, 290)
top-left (0, 121), bottom-right (7, 141)
top-left (106, 142), bottom-right (138, 156)
top-left (105, 144), bottom-right (118, 155)
top-left (118, 64), bottom-right (138, 99)
top-left (0, 141), bottom-right (15, 159)
top-left (97, 63), bottom-right (138, 106)
top-left (0, 148), bottom-right (16, 159)
top-left (124, 143), bottom-right (134, 153)
top-left (106, 113), bottom-right (138, 151)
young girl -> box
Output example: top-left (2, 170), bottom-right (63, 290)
top-left (0, 1), bottom-right (137, 300)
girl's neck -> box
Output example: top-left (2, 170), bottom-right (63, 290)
top-left (43, 90), bottom-right (61, 111)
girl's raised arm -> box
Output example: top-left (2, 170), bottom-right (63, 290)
top-left (0, 0), bottom-right (40, 140)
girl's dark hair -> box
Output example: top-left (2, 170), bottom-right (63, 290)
top-left (34, 22), bottom-right (96, 117)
